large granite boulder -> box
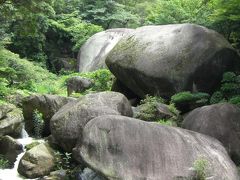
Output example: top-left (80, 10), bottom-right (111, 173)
top-left (0, 104), bottom-right (23, 137)
top-left (50, 92), bottom-right (133, 152)
top-left (182, 103), bottom-right (240, 165)
top-left (77, 28), bottom-right (133, 72)
top-left (73, 115), bottom-right (239, 180)
top-left (18, 143), bottom-right (55, 178)
top-left (106, 24), bottom-right (240, 98)
top-left (0, 135), bottom-right (23, 166)
top-left (22, 94), bottom-right (76, 136)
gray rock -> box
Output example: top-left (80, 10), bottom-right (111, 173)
top-left (0, 135), bottom-right (23, 166)
top-left (40, 170), bottom-right (67, 180)
top-left (50, 92), bottom-right (133, 152)
top-left (74, 115), bottom-right (239, 180)
top-left (0, 105), bottom-right (23, 137)
top-left (22, 94), bottom-right (76, 136)
top-left (77, 28), bottom-right (133, 72)
top-left (18, 143), bottom-right (55, 178)
top-left (78, 168), bottom-right (106, 180)
top-left (66, 76), bottom-right (93, 96)
top-left (182, 103), bottom-right (240, 165)
top-left (106, 24), bottom-right (240, 98)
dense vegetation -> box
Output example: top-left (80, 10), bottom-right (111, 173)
top-left (0, 1), bottom-right (240, 179)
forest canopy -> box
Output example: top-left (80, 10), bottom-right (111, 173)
top-left (0, 0), bottom-right (239, 72)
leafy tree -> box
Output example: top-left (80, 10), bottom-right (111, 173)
top-left (80, 0), bottom-right (140, 29)
top-left (147, 0), bottom-right (213, 25)
top-left (209, 0), bottom-right (240, 50)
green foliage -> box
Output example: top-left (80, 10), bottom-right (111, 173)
top-left (62, 69), bottom-right (113, 95)
top-left (193, 158), bottom-right (208, 180)
top-left (0, 48), bottom-right (66, 101)
top-left (147, 0), bottom-right (213, 25)
top-left (210, 91), bottom-right (225, 104)
top-left (48, 13), bottom-right (103, 52)
top-left (0, 155), bottom-right (10, 169)
top-left (135, 95), bottom-right (165, 121)
top-left (140, 94), bottom-right (165, 105)
top-left (209, 0), bottom-right (240, 50)
top-left (157, 119), bottom-right (176, 126)
top-left (135, 95), bottom-right (180, 124)
top-left (228, 96), bottom-right (240, 106)
top-left (80, 0), bottom-right (140, 29)
top-left (54, 151), bottom-right (72, 171)
top-left (210, 72), bottom-right (240, 105)
top-left (32, 110), bottom-right (44, 138)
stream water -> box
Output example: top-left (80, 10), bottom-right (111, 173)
top-left (0, 129), bottom-right (36, 180)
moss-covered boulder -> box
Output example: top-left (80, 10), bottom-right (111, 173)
top-left (18, 143), bottom-right (55, 179)
top-left (106, 24), bottom-right (240, 98)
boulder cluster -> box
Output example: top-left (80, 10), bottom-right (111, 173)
top-left (1, 23), bottom-right (240, 180)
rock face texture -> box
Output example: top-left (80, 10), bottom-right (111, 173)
top-left (182, 103), bottom-right (240, 165)
top-left (106, 24), bottom-right (240, 98)
top-left (78, 168), bottom-right (107, 180)
top-left (50, 92), bottom-right (133, 152)
top-left (66, 76), bottom-right (93, 96)
top-left (77, 28), bottom-right (133, 72)
top-left (18, 143), bottom-right (55, 178)
top-left (0, 135), bottom-right (23, 166)
top-left (73, 115), bottom-right (239, 180)
top-left (22, 94), bottom-right (76, 136)
top-left (0, 104), bottom-right (23, 137)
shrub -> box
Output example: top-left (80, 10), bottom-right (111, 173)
top-left (81, 69), bottom-right (113, 92)
top-left (135, 95), bottom-right (182, 124)
top-left (229, 96), bottom-right (240, 106)
top-left (171, 92), bottom-right (210, 104)
top-left (222, 72), bottom-right (237, 83)
top-left (32, 110), bottom-right (44, 138)
top-left (135, 95), bottom-right (165, 121)
top-left (61, 69), bottom-right (114, 96)
top-left (210, 72), bottom-right (240, 105)
top-left (54, 151), bottom-right (72, 171)
top-left (171, 91), bottom-right (194, 104)
top-left (210, 91), bottom-right (224, 104)
top-left (0, 155), bottom-right (10, 169)
top-left (171, 92), bottom-right (210, 113)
